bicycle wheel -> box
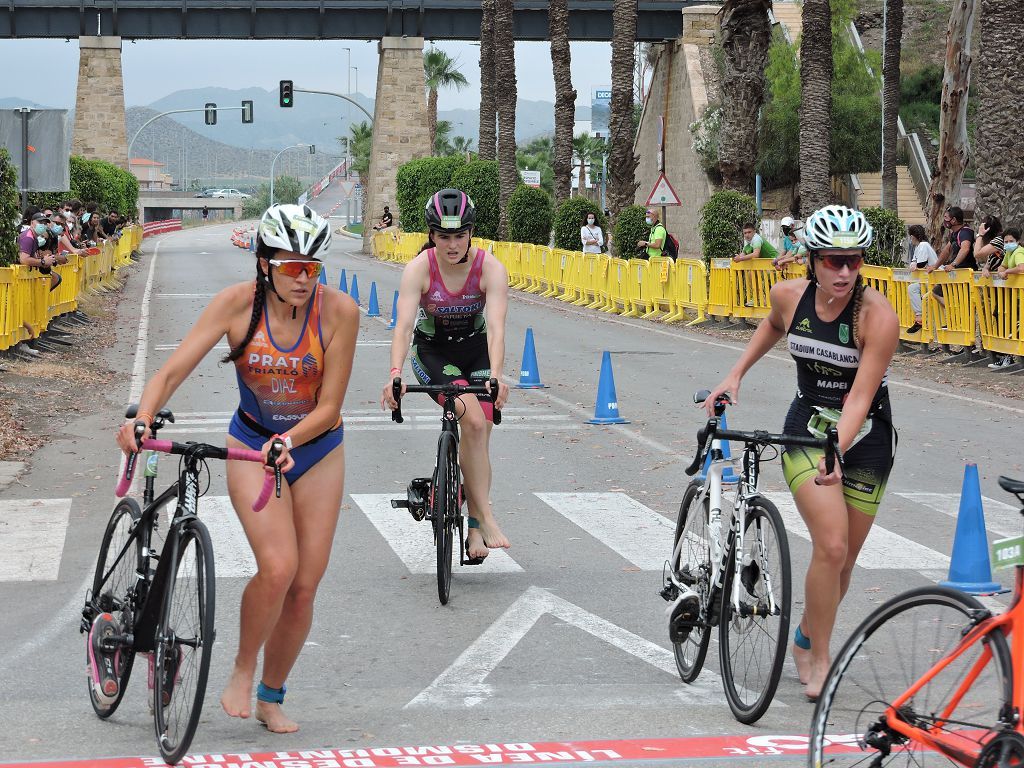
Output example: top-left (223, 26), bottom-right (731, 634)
top-left (87, 498), bottom-right (143, 718)
top-left (718, 496), bottom-right (790, 724)
top-left (808, 586), bottom-right (1012, 768)
top-left (153, 519), bottom-right (215, 765)
top-left (671, 480), bottom-right (714, 683)
top-left (432, 432), bottom-right (458, 606)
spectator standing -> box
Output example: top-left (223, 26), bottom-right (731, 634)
top-left (202, 205), bottom-right (210, 222)
top-left (580, 212), bottom-right (604, 254)
top-left (929, 205), bottom-right (975, 311)
top-left (774, 216), bottom-right (808, 270)
top-left (637, 208), bottom-right (667, 260)
top-left (905, 224), bottom-right (937, 334)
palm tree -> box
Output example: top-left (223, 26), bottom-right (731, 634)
top-left (451, 135), bottom-right (476, 157)
top-left (479, 0), bottom-right (498, 161)
top-left (424, 47), bottom-right (469, 156)
top-left (344, 121), bottom-right (373, 224)
top-left (975, 0), bottom-right (1022, 227)
top-left (799, 0), bottom-right (834, 215)
top-left (572, 132), bottom-right (606, 196)
top-left (434, 119), bottom-right (455, 156)
top-left (607, 0), bottom-right (639, 217)
top-left (549, 0), bottom-right (576, 206)
top-left (718, 0), bottom-right (772, 191)
top-left (494, 0), bottom-right (518, 238)
top-left (880, 0), bottom-right (904, 211)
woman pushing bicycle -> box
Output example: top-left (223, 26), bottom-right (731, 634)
top-left (381, 188), bottom-right (511, 561)
top-left (704, 205), bottom-right (898, 701)
top-left (115, 204), bottom-right (359, 733)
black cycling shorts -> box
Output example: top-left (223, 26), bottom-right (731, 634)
top-left (410, 333), bottom-right (493, 420)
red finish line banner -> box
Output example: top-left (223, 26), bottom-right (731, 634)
top-left (0, 734), bottom-right (868, 768)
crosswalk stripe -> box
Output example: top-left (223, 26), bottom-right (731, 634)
top-left (535, 493), bottom-right (673, 570)
top-left (0, 498), bottom-right (72, 581)
top-left (349, 494), bottom-right (523, 574)
top-left (763, 491), bottom-right (951, 571)
top-left (174, 496), bottom-right (255, 579)
top-left (896, 492), bottom-right (1023, 539)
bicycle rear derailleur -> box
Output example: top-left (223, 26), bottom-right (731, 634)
top-left (391, 478), bottom-right (431, 522)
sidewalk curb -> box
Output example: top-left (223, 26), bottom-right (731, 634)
top-left (0, 461), bottom-right (26, 492)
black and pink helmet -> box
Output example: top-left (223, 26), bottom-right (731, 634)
top-left (424, 188), bottom-right (476, 233)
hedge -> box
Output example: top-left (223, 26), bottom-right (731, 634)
top-left (450, 160), bottom-right (500, 241)
top-left (612, 205), bottom-right (648, 260)
top-left (0, 148), bottom-right (20, 267)
top-left (553, 197), bottom-right (607, 251)
top-left (507, 185), bottom-right (553, 245)
top-left (395, 155), bottom-right (466, 233)
top-left (28, 156), bottom-right (139, 218)
top-left (862, 206), bottom-right (907, 268)
top-left (699, 190), bottom-right (759, 263)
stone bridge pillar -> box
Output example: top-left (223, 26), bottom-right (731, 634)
top-left (72, 36), bottom-right (128, 169)
top-left (364, 36), bottom-right (431, 250)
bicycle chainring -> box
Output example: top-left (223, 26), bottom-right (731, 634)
top-left (977, 732), bottom-right (1024, 768)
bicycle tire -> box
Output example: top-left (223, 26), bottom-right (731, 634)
top-left (672, 480), bottom-right (714, 683)
top-left (433, 431), bottom-right (458, 606)
top-left (87, 498), bottom-right (143, 719)
top-left (153, 519), bottom-right (215, 765)
top-left (718, 496), bottom-right (790, 724)
top-left (808, 586), bottom-right (1013, 768)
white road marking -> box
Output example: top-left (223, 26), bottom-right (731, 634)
top-left (0, 499), bottom-right (72, 581)
top-left (535, 492), bottom-right (674, 570)
top-left (155, 293), bottom-right (217, 298)
top-left (406, 585), bottom-right (724, 709)
top-left (349, 494), bottom-right (522, 574)
top-left (763, 490), bottom-right (950, 571)
top-left (165, 496), bottom-right (255, 579)
top-left (129, 240), bottom-right (162, 403)
top-left (896, 493), bottom-right (1023, 539)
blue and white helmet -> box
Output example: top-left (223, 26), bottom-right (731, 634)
top-left (804, 205), bottom-right (873, 250)
top-left (259, 203), bottom-right (331, 257)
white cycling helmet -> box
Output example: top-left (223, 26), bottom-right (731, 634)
top-left (804, 205), bottom-right (873, 250)
top-left (258, 203), bottom-right (331, 257)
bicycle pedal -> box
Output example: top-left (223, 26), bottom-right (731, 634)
top-left (659, 584), bottom-right (678, 602)
top-left (391, 499), bottom-right (410, 509)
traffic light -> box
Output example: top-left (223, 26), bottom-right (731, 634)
top-left (279, 80), bottom-right (293, 108)
top-left (309, 144), bottom-right (316, 155)
top-left (205, 102), bottom-right (217, 126)
top-left (241, 100), bottom-right (253, 124)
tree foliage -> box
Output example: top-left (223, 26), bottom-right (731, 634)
top-left (612, 204), bottom-right (647, 259)
top-left (0, 148), bottom-right (20, 267)
top-left (516, 136), bottom-right (554, 196)
top-left (242, 175), bottom-right (304, 217)
top-left (395, 155), bottom-right (467, 233)
top-left (699, 190), bottom-right (759, 263)
top-left (450, 159), bottom-right (500, 240)
top-left (553, 196), bottom-right (607, 251)
top-left (30, 156), bottom-right (139, 219)
top-left (861, 206), bottom-right (906, 267)
top-left (507, 185), bottom-right (553, 245)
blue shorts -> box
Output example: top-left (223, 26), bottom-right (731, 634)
top-left (228, 411), bottom-right (344, 485)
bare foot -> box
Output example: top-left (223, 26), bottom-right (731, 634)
top-left (256, 700), bottom-right (299, 733)
top-left (466, 528), bottom-right (490, 560)
top-left (804, 657), bottom-right (831, 701)
top-left (792, 641), bottom-right (812, 685)
top-left (476, 514), bottom-right (510, 550)
top-left (220, 665), bottom-right (253, 719)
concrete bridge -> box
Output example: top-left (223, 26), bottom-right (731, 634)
top-left (137, 191), bottom-right (242, 223)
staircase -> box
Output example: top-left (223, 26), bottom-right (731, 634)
top-left (853, 167), bottom-right (926, 225)
top-left (771, 1), bottom-right (803, 43)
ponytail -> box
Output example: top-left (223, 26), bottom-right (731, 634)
top-left (222, 240), bottom-right (272, 363)
top-left (851, 274), bottom-right (865, 349)
top-left (418, 234), bottom-right (436, 254)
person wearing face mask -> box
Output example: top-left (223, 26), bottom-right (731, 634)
top-left (580, 211), bottom-right (604, 254)
top-left (637, 208), bottom-right (667, 260)
top-left (18, 212), bottom-right (61, 291)
top-left (774, 215), bottom-right (808, 269)
top-left (50, 213), bottom-right (84, 258)
top-left (986, 227), bottom-right (1021, 369)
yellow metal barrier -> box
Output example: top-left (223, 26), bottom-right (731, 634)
top-left (639, 257), bottom-right (672, 320)
top-left (557, 250), bottom-right (583, 303)
top-left (574, 254), bottom-right (602, 306)
top-left (928, 269), bottom-right (976, 348)
top-left (860, 264), bottom-right (893, 302)
top-left (707, 259), bottom-right (734, 319)
top-left (731, 260), bottom-right (784, 320)
top-left (601, 258), bottom-right (630, 314)
top-left (666, 258), bottom-right (709, 325)
top-left (891, 268), bottom-right (936, 345)
top-left (48, 257), bottom-right (81, 318)
top-left (975, 274), bottom-right (1024, 356)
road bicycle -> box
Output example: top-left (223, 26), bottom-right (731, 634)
top-left (389, 377), bottom-right (501, 605)
top-left (808, 475), bottom-right (1024, 767)
top-left (660, 390), bottom-right (840, 724)
top-left (80, 406), bottom-right (280, 764)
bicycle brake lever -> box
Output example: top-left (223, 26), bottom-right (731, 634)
top-left (392, 377), bottom-right (404, 424)
top-left (267, 441), bottom-right (284, 498)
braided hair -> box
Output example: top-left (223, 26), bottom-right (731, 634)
top-left (221, 238), bottom-right (272, 363)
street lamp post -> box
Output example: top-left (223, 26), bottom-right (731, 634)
top-left (270, 143), bottom-right (310, 206)
top-left (344, 47), bottom-right (352, 131)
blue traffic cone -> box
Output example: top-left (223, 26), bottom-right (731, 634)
top-left (696, 411), bottom-right (739, 484)
top-left (350, 275), bottom-right (360, 306)
top-left (387, 290), bottom-right (399, 330)
top-left (318, 265), bottom-right (328, 285)
top-left (516, 327), bottom-right (548, 389)
top-left (940, 463), bottom-right (1004, 594)
top-left (367, 282), bottom-right (381, 317)
top-left (339, 268), bottom-right (348, 294)
top-left (586, 351), bottom-right (628, 424)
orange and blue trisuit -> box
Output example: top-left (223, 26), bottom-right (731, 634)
top-left (229, 284), bottom-right (343, 483)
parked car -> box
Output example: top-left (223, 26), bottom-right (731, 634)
top-left (213, 189), bottom-right (251, 199)
top-left (194, 188), bottom-right (223, 198)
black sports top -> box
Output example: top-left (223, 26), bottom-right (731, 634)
top-left (786, 282), bottom-right (887, 407)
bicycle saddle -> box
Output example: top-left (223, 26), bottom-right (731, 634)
top-left (998, 476), bottom-right (1024, 504)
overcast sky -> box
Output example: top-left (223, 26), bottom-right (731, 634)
top-left (0, 38), bottom-right (613, 110)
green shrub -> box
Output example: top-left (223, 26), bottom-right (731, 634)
top-left (29, 156), bottom-right (139, 218)
top-left (612, 205), bottom-right (647, 260)
top-left (689, 105), bottom-right (722, 177)
top-left (862, 206), bottom-right (906, 268)
top-left (395, 155), bottom-right (466, 233)
top-left (699, 190), bottom-right (759, 263)
top-left (552, 197), bottom-right (607, 251)
top-left (450, 160), bottom-right (499, 241)
top-left (0, 148), bottom-right (19, 267)
top-left (507, 185), bottom-right (553, 245)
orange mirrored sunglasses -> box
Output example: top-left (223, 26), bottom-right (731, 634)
top-left (268, 259), bottom-right (323, 279)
